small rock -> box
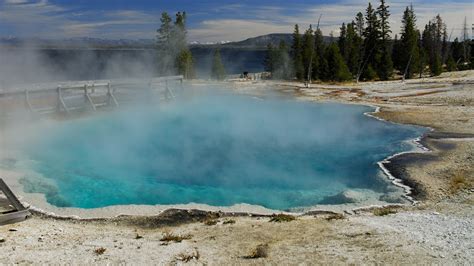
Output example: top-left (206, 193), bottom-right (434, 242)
top-left (0, 238), bottom-right (5, 243)
top-left (8, 229), bottom-right (18, 232)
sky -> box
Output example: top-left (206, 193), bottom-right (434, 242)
top-left (0, 0), bottom-right (472, 42)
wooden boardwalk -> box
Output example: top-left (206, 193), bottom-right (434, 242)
top-left (0, 75), bottom-right (184, 118)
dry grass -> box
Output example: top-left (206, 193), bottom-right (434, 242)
top-left (176, 249), bottom-right (200, 262)
top-left (243, 244), bottom-right (269, 259)
top-left (325, 213), bottom-right (345, 221)
top-left (269, 214), bottom-right (296, 223)
top-left (160, 232), bottom-right (192, 243)
top-left (223, 219), bottom-right (236, 225)
top-left (94, 247), bottom-right (106, 255)
top-left (373, 207), bottom-right (398, 216)
top-left (449, 171), bottom-right (470, 193)
top-left (203, 219), bottom-right (218, 226)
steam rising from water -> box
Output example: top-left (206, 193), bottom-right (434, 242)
top-left (13, 93), bottom-right (426, 210)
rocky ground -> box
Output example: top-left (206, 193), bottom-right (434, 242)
top-left (1, 70), bottom-right (473, 264)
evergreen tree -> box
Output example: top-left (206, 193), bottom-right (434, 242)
top-left (355, 12), bottom-right (365, 37)
top-left (446, 53), bottom-right (457, 71)
top-left (264, 41), bottom-right (292, 79)
top-left (275, 41), bottom-right (292, 79)
top-left (392, 34), bottom-right (402, 71)
top-left (346, 22), bottom-right (362, 76)
top-left (338, 23), bottom-right (348, 62)
top-left (452, 38), bottom-right (463, 64)
top-left (399, 5), bottom-right (420, 79)
top-left (337, 21), bottom-right (360, 77)
top-left (211, 49), bottom-right (226, 80)
top-left (292, 24), bottom-right (304, 80)
top-left (376, 0), bottom-right (393, 80)
top-left (360, 2), bottom-right (381, 80)
top-left (302, 25), bottom-right (315, 81)
top-left (313, 27), bottom-right (327, 80)
top-left (156, 12), bottom-right (174, 75)
top-left (264, 44), bottom-right (275, 73)
top-left (174, 12), bottom-right (195, 79)
top-left (156, 11), bottom-right (194, 79)
top-left (462, 17), bottom-right (471, 66)
top-left (422, 16), bottom-right (444, 76)
top-left (324, 43), bottom-right (352, 81)
top-left (441, 23), bottom-right (448, 64)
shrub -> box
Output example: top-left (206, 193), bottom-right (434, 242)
top-left (203, 219), bottom-right (218, 226)
top-left (269, 214), bottom-right (296, 223)
top-left (223, 219), bottom-right (236, 225)
top-left (373, 207), bottom-right (397, 216)
top-left (160, 232), bottom-right (192, 243)
top-left (94, 247), bottom-right (106, 255)
top-left (244, 244), bottom-right (269, 259)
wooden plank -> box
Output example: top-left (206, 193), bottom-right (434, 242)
top-left (84, 85), bottom-right (97, 111)
top-left (24, 90), bottom-right (34, 113)
top-left (57, 87), bottom-right (69, 114)
top-left (0, 179), bottom-right (26, 211)
top-left (0, 209), bottom-right (30, 226)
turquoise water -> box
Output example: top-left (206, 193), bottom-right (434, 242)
top-left (19, 93), bottom-right (426, 210)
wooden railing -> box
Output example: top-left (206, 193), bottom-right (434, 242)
top-left (0, 75), bottom-right (184, 117)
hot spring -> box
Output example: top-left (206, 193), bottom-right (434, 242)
top-left (13, 93), bottom-right (427, 211)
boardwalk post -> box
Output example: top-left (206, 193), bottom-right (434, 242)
top-left (57, 86), bottom-right (69, 114)
top-left (24, 89), bottom-right (34, 113)
top-left (0, 178), bottom-right (30, 226)
top-left (107, 83), bottom-right (119, 107)
top-left (84, 84), bottom-right (97, 111)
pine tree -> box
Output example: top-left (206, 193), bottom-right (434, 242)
top-left (174, 12), bottom-right (195, 79)
top-left (275, 41), bottom-right (292, 79)
top-left (337, 21), bottom-right (360, 78)
top-left (462, 17), bottom-right (471, 65)
top-left (264, 43), bottom-right (275, 73)
top-left (324, 43), bottom-right (352, 81)
top-left (399, 5), bottom-right (420, 79)
top-left (355, 12), bottom-right (365, 37)
top-left (211, 49), bottom-right (226, 80)
top-left (346, 22), bottom-right (361, 76)
top-left (156, 12), bottom-right (174, 75)
top-left (360, 2), bottom-right (381, 80)
top-left (264, 41), bottom-right (292, 79)
top-left (313, 27), bottom-right (327, 80)
top-left (392, 34), bottom-right (401, 71)
top-left (338, 23), bottom-right (348, 61)
top-left (302, 25), bottom-right (315, 81)
top-left (422, 16), bottom-right (444, 76)
top-left (292, 24), bottom-right (304, 80)
top-left (452, 38), bottom-right (463, 64)
top-left (376, 0), bottom-right (393, 80)
top-left (156, 11), bottom-right (194, 79)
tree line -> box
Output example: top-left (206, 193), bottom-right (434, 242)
top-left (265, 0), bottom-right (473, 82)
top-left (156, 11), bottom-right (227, 80)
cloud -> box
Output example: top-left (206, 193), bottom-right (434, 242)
top-left (0, 0), bottom-right (157, 38)
top-left (0, 0), bottom-right (471, 41)
top-left (188, 0), bottom-right (472, 42)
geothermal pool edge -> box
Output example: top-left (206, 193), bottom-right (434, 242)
top-left (0, 101), bottom-right (433, 219)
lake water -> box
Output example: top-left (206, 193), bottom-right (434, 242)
top-left (17, 93), bottom-right (426, 210)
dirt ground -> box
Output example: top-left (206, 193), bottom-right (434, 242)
top-left (1, 70), bottom-right (473, 264)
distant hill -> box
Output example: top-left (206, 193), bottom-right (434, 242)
top-left (222, 33), bottom-right (333, 49)
top-left (225, 33), bottom-right (294, 48)
top-left (0, 37), bottom-right (156, 49)
top-left (0, 34), bottom-right (333, 49)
